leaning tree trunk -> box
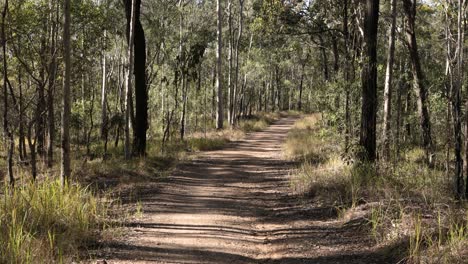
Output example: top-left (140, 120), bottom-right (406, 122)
top-left (359, 0), bottom-right (379, 162)
top-left (403, 0), bottom-right (433, 165)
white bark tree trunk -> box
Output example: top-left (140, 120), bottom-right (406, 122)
top-left (382, 0), bottom-right (397, 160)
top-left (216, 0), bottom-right (223, 129)
top-left (124, 0), bottom-right (136, 159)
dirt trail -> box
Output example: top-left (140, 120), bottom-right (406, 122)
top-left (97, 117), bottom-right (395, 264)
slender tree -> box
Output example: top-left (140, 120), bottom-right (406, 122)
top-left (216, 0), bottom-right (223, 129)
top-left (2, 0), bottom-right (13, 186)
top-left (47, 0), bottom-right (58, 168)
top-left (381, 0), bottom-right (397, 160)
top-left (61, 0), bottom-right (71, 185)
top-left (124, 0), bottom-right (136, 159)
top-left (227, 0), bottom-right (234, 126)
top-left (454, 0), bottom-right (464, 198)
top-left (101, 31), bottom-right (109, 156)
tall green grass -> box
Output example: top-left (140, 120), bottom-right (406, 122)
top-left (0, 180), bottom-right (108, 263)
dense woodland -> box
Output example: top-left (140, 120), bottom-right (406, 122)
top-left (2, 0), bottom-right (468, 262)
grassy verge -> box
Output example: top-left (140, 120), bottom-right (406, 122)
top-left (238, 112), bottom-right (282, 133)
top-left (0, 180), bottom-right (109, 263)
top-left (284, 114), bottom-right (468, 263)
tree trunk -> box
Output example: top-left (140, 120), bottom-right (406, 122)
top-left (233, 0), bottom-right (245, 124)
top-left (381, 0), bottom-right (397, 160)
top-left (298, 62), bottom-right (305, 111)
top-left (403, 0), bottom-right (433, 164)
top-left (343, 0), bottom-right (351, 153)
top-left (46, 0), bottom-right (58, 168)
top-left (395, 60), bottom-right (406, 159)
top-left (404, 83), bottom-right (412, 142)
top-left (46, 70), bottom-right (56, 168)
top-left (61, 0), bottom-right (72, 185)
top-left (318, 35), bottom-right (329, 82)
top-left (27, 122), bottom-right (37, 181)
top-left (227, 0), bottom-right (234, 126)
top-left (123, 0), bottom-right (147, 156)
top-left (18, 63), bottom-right (26, 161)
top-left (1, 0), bottom-right (13, 185)
top-left (215, 0), bottom-right (223, 129)
top-left (359, 0), bottom-right (379, 162)
top-left (86, 76), bottom-right (95, 158)
top-left (101, 32), bottom-right (109, 157)
top-left (123, 0), bottom-right (136, 159)
top-left (452, 0), bottom-right (466, 197)
top-left (239, 32), bottom-right (252, 118)
top-left (180, 76), bottom-right (188, 140)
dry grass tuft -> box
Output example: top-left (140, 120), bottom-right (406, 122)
top-left (0, 179), bottom-right (109, 263)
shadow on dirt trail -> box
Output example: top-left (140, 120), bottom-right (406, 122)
top-left (92, 117), bottom-right (402, 264)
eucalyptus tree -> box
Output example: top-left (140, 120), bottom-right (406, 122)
top-left (2, 0), bottom-right (14, 185)
top-left (123, 0), bottom-right (136, 159)
top-left (123, 0), bottom-right (148, 156)
top-left (215, 0), bottom-right (223, 129)
top-left (402, 0), bottom-right (433, 164)
top-left (359, 0), bottom-right (379, 162)
top-left (61, 0), bottom-right (71, 185)
top-left (381, 0), bottom-right (397, 160)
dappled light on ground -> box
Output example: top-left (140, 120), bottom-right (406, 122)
top-left (92, 117), bottom-right (398, 264)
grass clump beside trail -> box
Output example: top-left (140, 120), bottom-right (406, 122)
top-left (238, 112), bottom-right (282, 133)
top-left (0, 179), bottom-right (109, 263)
top-left (188, 112), bottom-right (283, 150)
top-left (173, 112), bottom-right (283, 153)
top-left (285, 114), bottom-right (468, 263)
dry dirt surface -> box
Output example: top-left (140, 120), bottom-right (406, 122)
top-left (93, 117), bottom-right (399, 264)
